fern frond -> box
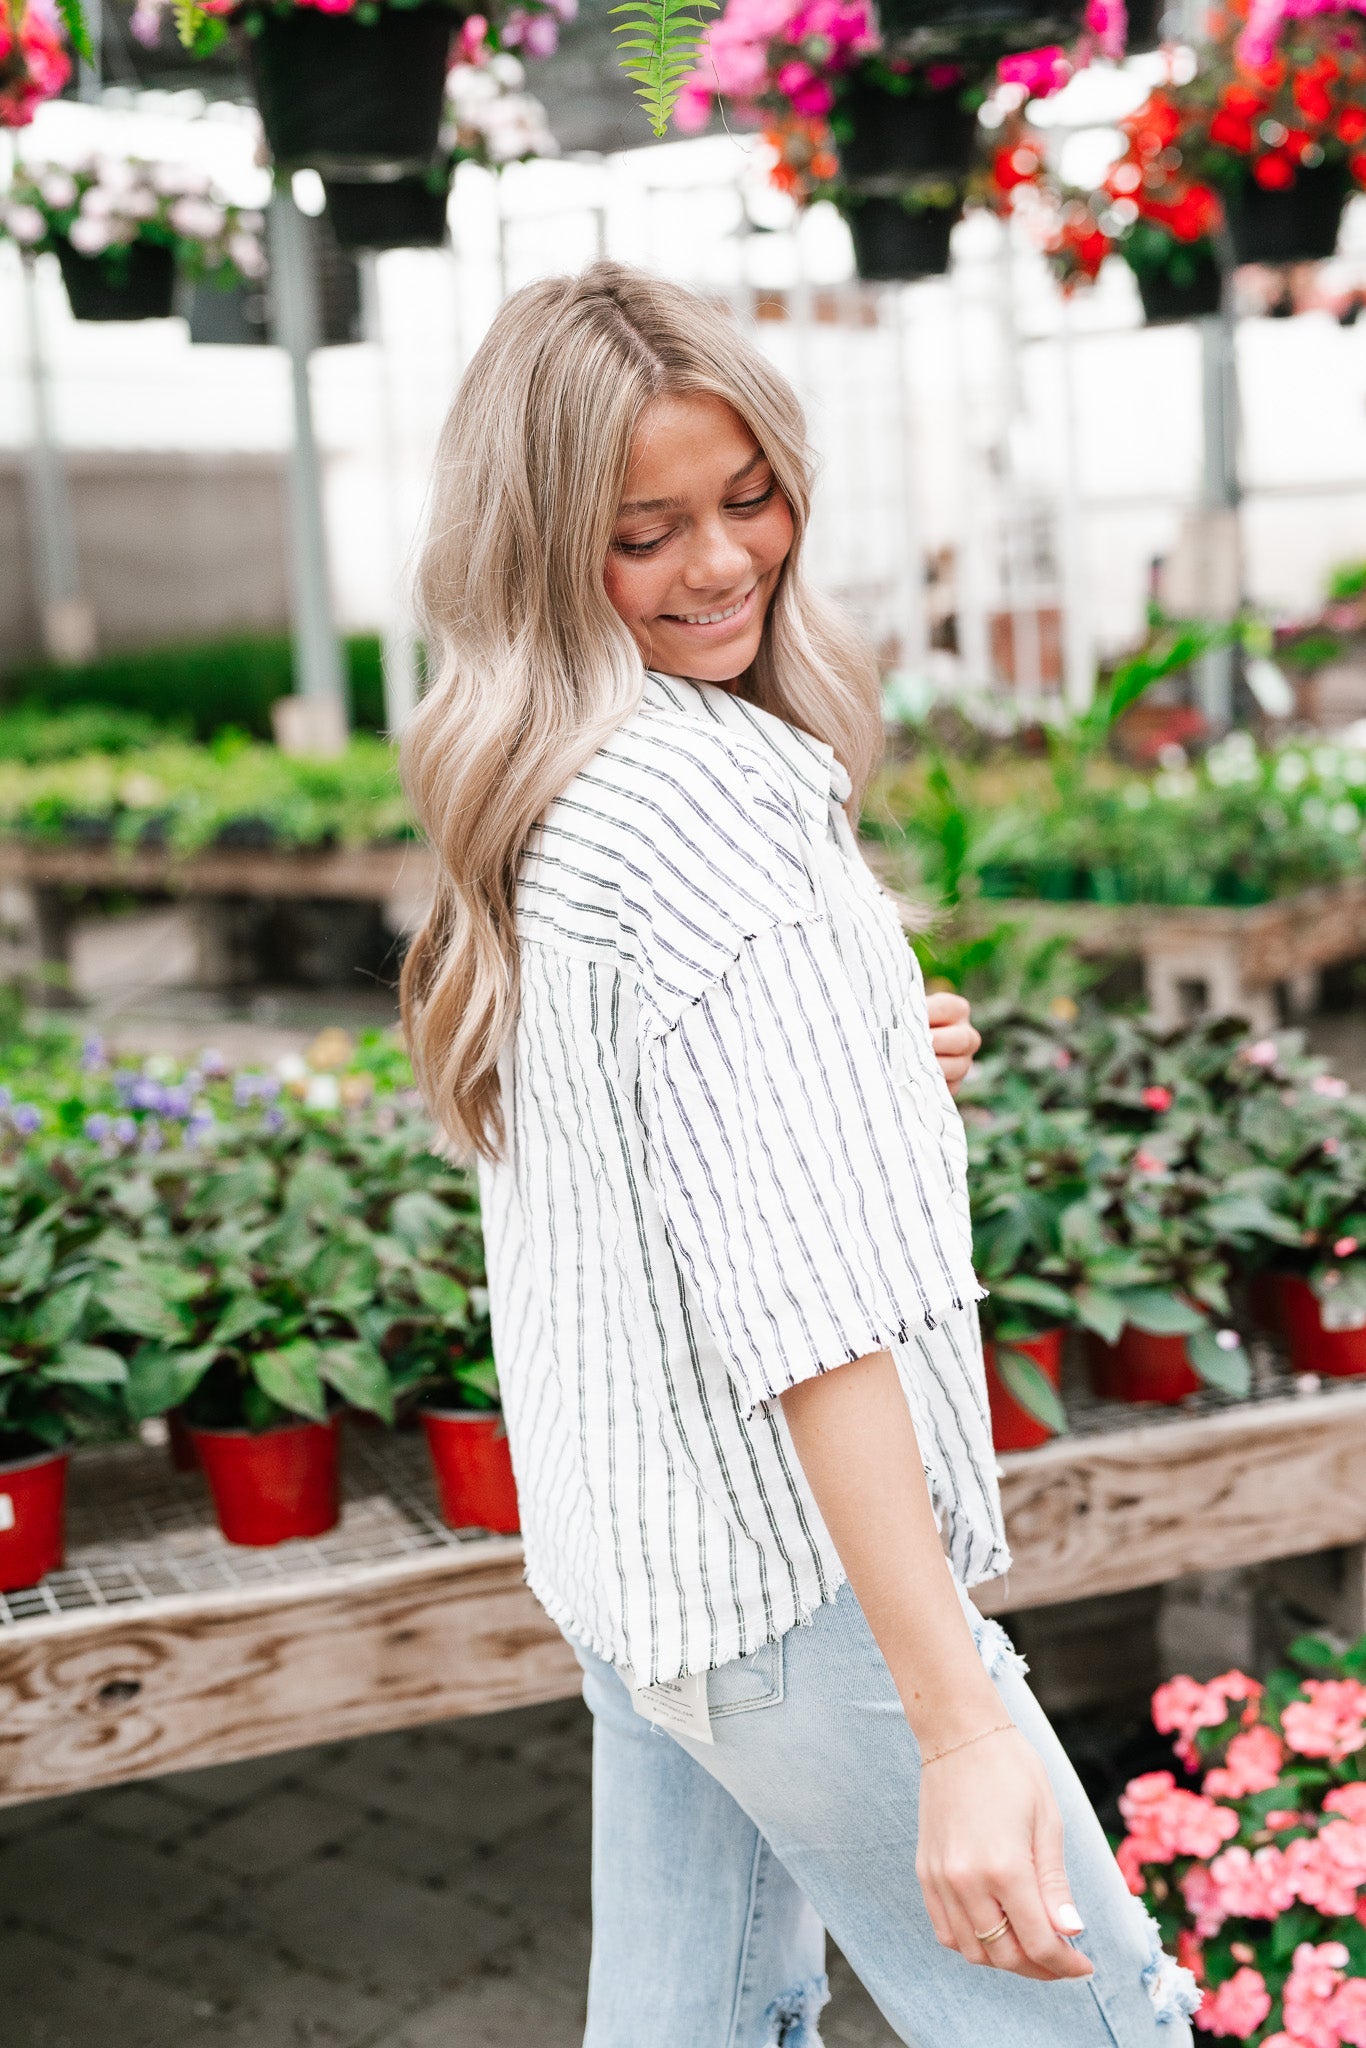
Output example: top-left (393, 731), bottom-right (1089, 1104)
top-left (610, 0), bottom-right (719, 138)
top-left (54, 0), bottom-right (93, 63)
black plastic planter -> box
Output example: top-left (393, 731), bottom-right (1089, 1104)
top-left (876, 0), bottom-right (1084, 50)
top-left (845, 197), bottom-right (961, 280)
top-left (837, 78), bottom-right (981, 182)
top-left (54, 238), bottom-right (177, 322)
top-left (1123, 0), bottom-right (1167, 51)
top-left (1226, 160), bottom-right (1350, 266)
top-left (1131, 244), bottom-right (1223, 325)
top-left (243, 4), bottom-right (456, 175)
top-left (323, 171), bottom-right (451, 252)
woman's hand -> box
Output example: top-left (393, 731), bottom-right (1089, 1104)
top-left (916, 1727), bottom-right (1093, 1983)
top-left (927, 991), bottom-right (980, 1095)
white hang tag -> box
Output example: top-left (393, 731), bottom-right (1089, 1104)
top-left (626, 1667), bottom-right (713, 1744)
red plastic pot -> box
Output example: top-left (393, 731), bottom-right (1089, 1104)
top-left (1279, 1275), bottom-right (1366, 1379)
top-left (1088, 1326), bottom-right (1200, 1405)
top-left (422, 1408), bottom-right (519, 1534)
top-left (189, 1416), bottom-right (341, 1546)
top-left (0, 1444), bottom-right (69, 1592)
top-left (166, 1406), bottom-right (198, 1473)
top-left (1248, 1270), bottom-right (1284, 1337)
top-left (984, 1330), bottom-right (1064, 1452)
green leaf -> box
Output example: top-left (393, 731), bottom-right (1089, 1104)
top-left (1286, 1632), bottom-right (1342, 1671)
top-left (94, 1280), bottom-right (188, 1345)
top-left (388, 1191), bottom-right (455, 1256)
top-left (990, 1275), bottom-right (1074, 1320)
top-left (412, 1268), bottom-right (469, 1320)
top-left (994, 1347), bottom-right (1069, 1435)
top-left (42, 1342), bottom-right (127, 1387)
top-left (1114, 1288), bottom-right (1205, 1337)
top-left (212, 1295), bottom-right (276, 1346)
top-left (55, 0), bottom-right (93, 62)
top-left (317, 1341), bottom-right (393, 1424)
top-left (610, 0), bottom-right (719, 137)
top-left (283, 1159), bottom-right (353, 1222)
top-left (125, 1343), bottom-right (218, 1421)
top-left (0, 1226), bottom-right (55, 1298)
top-left (454, 1356), bottom-right (500, 1408)
top-left (1072, 1286), bottom-right (1126, 1345)
top-left (252, 1340), bottom-right (327, 1422)
top-left (1186, 1326), bottom-right (1251, 1395)
top-left (27, 1277), bottom-right (91, 1347)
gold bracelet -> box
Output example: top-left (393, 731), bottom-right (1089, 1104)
top-left (920, 1722), bottom-right (1015, 1768)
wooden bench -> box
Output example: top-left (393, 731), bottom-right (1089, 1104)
top-left (2, 1380), bottom-right (1364, 1808)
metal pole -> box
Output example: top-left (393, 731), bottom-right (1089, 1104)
top-left (18, 254), bottom-right (96, 663)
top-left (887, 283), bottom-right (930, 681)
top-left (267, 187), bottom-right (348, 746)
top-left (360, 254), bottom-right (421, 737)
top-left (1195, 290), bottom-right (1241, 729)
top-left (1057, 296), bottom-right (1095, 713)
top-left (949, 263), bottom-right (992, 692)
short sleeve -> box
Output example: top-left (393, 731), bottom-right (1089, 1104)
top-left (639, 915), bottom-right (984, 1418)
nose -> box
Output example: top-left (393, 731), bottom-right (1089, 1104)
top-left (680, 515), bottom-right (751, 593)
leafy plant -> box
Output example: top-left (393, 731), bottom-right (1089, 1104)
top-left (612, 0), bottom-right (719, 136)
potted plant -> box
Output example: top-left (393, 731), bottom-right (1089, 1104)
top-left (0, 157), bottom-right (266, 324)
top-left (1114, 1629), bottom-right (1366, 2041)
top-left (1, 0), bottom-right (71, 128)
top-left (421, 1354), bottom-right (519, 1533)
top-left (321, 40), bottom-right (560, 253)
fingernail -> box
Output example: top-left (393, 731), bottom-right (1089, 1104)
top-left (1056, 1905), bottom-right (1084, 1934)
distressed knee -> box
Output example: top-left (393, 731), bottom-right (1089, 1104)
top-left (1139, 1908), bottom-right (1200, 2027)
top-left (762, 1972), bottom-right (830, 2047)
top-left (971, 1614), bottom-right (1030, 1684)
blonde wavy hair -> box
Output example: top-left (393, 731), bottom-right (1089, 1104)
top-left (400, 259), bottom-right (882, 1162)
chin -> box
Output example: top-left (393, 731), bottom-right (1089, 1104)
top-left (673, 631), bottom-right (765, 685)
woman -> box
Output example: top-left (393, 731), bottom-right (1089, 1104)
top-left (401, 262), bottom-right (1196, 2048)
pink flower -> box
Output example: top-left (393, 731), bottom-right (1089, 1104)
top-left (1324, 1784), bottom-right (1366, 1823)
top-left (519, 12), bottom-right (559, 57)
top-left (1181, 1861), bottom-right (1228, 1938)
top-left (1204, 1726), bottom-right (1284, 1799)
top-left (1142, 1084), bottom-right (1174, 1112)
top-left (774, 59), bottom-right (831, 113)
top-left (1283, 1942), bottom-right (1350, 2048)
top-left (1324, 1138), bottom-right (1342, 1156)
top-left (1209, 1843), bottom-right (1298, 1920)
top-left (1285, 1820), bottom-right (1366, 1916)
top-left (1265, 1809), bottom-right (1303, 1831)
top-left (1244, 1038), bottom-right (1280, 1067)
top-left (1117, 1833), bottom-right (1149, 1894)
top-left (458, 12), bottom-right (488, 60)
top-left (997, 44), bottom-right (1071, 98)
top-left (673, 77), bottom-right (716, 130)
top-left (1196, 1967), bottom-right (1272, 2040)
top-left (1313, 1074), bottom-right (1349, 1098)
top-left (1085, 0), bottom-right (1127, 57)
top-left (1118, 1773), bottom-right (1241, 1863)
top-left (1333, 1977), bottom-right (1366, 2048)
top-left (1135, 1147), bottom-right (1165, 1175)
top-left (1152, 1673), bottom-right (1261, 1768)
top-left (1281, 1678), bottom-right (1366, 1761)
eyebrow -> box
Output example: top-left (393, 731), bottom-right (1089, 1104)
top-left (617, 449), bottom-right (766, 518)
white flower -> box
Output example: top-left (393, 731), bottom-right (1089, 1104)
top-left (304, 1074), bottom-right (340, 1111)
top-left (227, 231), bottom-right (266, 277)
top-left (66, 215), bottom-right (114, 255)
top-left (169, 196), bottom-right (226, 241)
top-left (123, 188), bottom-right (159, 220)
top-left (80, 186), bottom-right (116, 219)
top-left (276, 1053), bottom-right (307, 1082)
top-left (489, 52), bottom-right (526, 86)
top-left (39, 171), bottom-right (78, 210)
top-left (5, 204), bottom-right (47, 246)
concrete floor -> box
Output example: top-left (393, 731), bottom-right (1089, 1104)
top-left (0, 1699), bottom-right (896, 2048)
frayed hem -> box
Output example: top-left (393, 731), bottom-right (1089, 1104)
top-left (1139, 1909), bottom-right (1200, 2026)
top-left (763, 1971), bottom-right (830, 2047)
top-left (971, 1612), bottom-right (1030, 1684)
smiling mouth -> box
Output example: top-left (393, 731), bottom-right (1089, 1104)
top-left (663, 588), bottom-right (755, 628)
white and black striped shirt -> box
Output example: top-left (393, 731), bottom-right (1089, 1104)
top-left (478, 671), bottom-right (1009, 1686)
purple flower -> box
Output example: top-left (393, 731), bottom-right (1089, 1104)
top-left (263, 1106), bottom-right (286, 1133)
top-left (185, 1111), bottom-right (216, 1147)
top-left (10, 1104), bottom-right (41, 1135)
top-left (0, 1086), bottom-right (10, 1110)
top-left (140, 1123), bottom-right (163, 1154)
top-left (161, 1084), bottom-right (193, 1119)
top-left (80, 1035), bottom-right (107, 1072)
top-left (199, 1048), bottom-right (229, 1078)
top-left (84, 1112), bottom-right (112, 1141)
top-left (112, 1115), bottom-right (138, 1147)
top-left (521, 11), bottom-right (559, 56)
top-left (233, 1072), bottom-right (280, 1107)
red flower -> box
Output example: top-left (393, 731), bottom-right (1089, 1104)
top-left (1338, 107), bottom-right (1366, 144)
top-left (1142, 1085), bottom-right (1174, 1111)
top-left (1222, 82), bottom-right (1265, 117)
top-left (1293, 77), bottom-right (1332, 123)
top-left (1210, 109), bottom-right (1254, 151)
top-left (1253, 151), bottom-right (1295, 188)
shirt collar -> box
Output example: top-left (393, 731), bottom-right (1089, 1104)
top-left (641, 671), bottom-right (852, 826)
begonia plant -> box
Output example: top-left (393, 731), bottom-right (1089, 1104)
top-left (0, 0), bottom-right (72, 126)
top-left (0, 156), bottom-right (267, 284)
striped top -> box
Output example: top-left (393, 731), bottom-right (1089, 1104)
top-left (477, 670), bottom-right (1009, 1687)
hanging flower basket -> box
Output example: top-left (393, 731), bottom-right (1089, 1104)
top-left (54, 238), bottom-right (177, 321)
top-left (835, 70), bottom-right (982, 181)
top-left (242, 5), bottom-right (458, 175)
top-left (1122, 0), bottom-right (1165, 55)
top-left (844, 192), bottom-right (961, 278)
top-left (421, 1406), bottom-right (519, 1533)
top-left (0, 1443), bottom-right (68, 1593)
top-left (190, 1414), bottom-right (342, 1546)
top-left (874, 0), bottom-right (1085, 53)
top-left (322, 167), bottom-right (452, 252)
top-left (1129, 240), bottom-right (1223, 325)
top-left (1278, 1274), bottom-right (1366, 1379)
top-left (1225, 158), bottom-right (1351, 267)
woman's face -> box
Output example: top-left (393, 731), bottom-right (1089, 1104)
top-left (603, 392), bottom-right (795, 685)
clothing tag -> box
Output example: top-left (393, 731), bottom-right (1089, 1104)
top-left (626, 1668), bottom-right (713, 1744)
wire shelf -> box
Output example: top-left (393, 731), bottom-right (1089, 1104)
top-left (0, 1427), bottom-right (503, 1630)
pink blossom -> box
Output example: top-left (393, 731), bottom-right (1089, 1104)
top-left (1195, 1967), bottom-right (1272, 2040)
top-left (672, 77), bottom-right (717, 130)
top-left (1335, 1236), bottom-right (1360, 1258)
top-left (1282, 1942), bottom-right (1350, 2048)
top-left (1324, 1784), bottom-right (1366, 1823)
top-left (1324, 1138), bottom-right (1342, 1156)
top-left (1085, 0), bottom-right (1127, 57)
top-left (1207, 1843), bottom-right (1298, 1920)
top-left (1265, 1809), bottom-right (1303, 1831)
top-left (1285, 1820), bottom-right (1366, 1916)
top-left (1244, 1038), bottom-right (1280, 1067)
top-left (1117, 1833), bottom-right (1149, 1894)
top-left (1281, 1678), bottom-right (1366, 1761)
top-left (519, 13), bottom-right (559, 58)
top-left (1204, 1725), bottom-right (1284, 1799)
top-left (1181, 1861), bottom-right (1228, 1938)
top-left (458, 14), bottom-right (489, 62)
top-left (1142, 1084), bottom-right (1174, 1112)
top-left (1333, 1977), bottom-right (1366, 2048)
top-left (774, 58), bottom-right (832, 112)
top-left (1135, 1147), bottom-right (1165, 1175)
top-left (1118, 1772), bottom-right (1241, 1863)
top-left (997, 44), bottom-right (1071, 98)
top-left (1313, 1074), bottom-right (1349, 1098)
top-left (1152, 1673), bottom-right (1261, 1768)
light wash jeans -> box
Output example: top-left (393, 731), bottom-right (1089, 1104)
top-left (572, 1579), bottom-right (1198, 2048)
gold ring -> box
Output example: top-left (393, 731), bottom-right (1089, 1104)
top-left (975, 1916), bottom-right (1010, 1945)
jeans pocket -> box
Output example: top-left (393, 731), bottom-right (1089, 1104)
top-left (708, 1635), bottom-right (784, 1719)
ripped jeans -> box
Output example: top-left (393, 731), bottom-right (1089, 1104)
top-left (572, 1578), bottom-right (1198, 2048)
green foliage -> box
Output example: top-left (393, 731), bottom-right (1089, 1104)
top-left (53, 0), bottom-right (93, 61)
top-left (0, 704), bottom-right (178, 764)
top-left (0, 635), bottom-right (386, 743)
top-left (611, 0), bottom-right (719, 135)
